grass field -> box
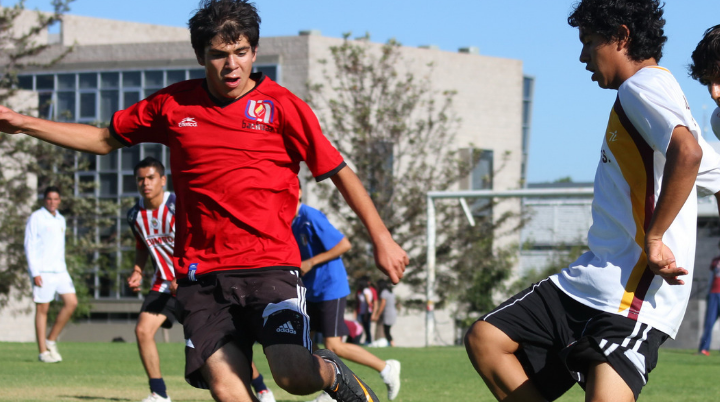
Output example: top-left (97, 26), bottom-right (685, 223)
top-left (1, 342), bottom-right (720, 401)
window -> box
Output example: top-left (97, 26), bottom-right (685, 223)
top-left (460, 147), bottom-right (494, 218)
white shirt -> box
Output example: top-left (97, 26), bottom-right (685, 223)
top-left (551, 67), bottom-right (720, 338)
top-left (25, 207), bottom-right (67, 278)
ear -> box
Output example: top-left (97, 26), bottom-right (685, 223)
top-left (616, 24), bottom-right (631, 51)
top-left (161, 175), bottom-right (167, 187)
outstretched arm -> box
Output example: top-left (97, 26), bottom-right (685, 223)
top-left (0, 106), bottom-right (123, 154)
top-left (645, 126), bottom-right (702, 285)
top-left (330, 166), bottom-right (409, 283)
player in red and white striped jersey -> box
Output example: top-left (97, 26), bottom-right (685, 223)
top-left (126, 157), bottom-right (178, 402)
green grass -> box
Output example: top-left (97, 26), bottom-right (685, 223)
top-left (0, 343), bottom-right (719, 401)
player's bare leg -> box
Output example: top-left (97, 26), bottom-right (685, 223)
top-left (464, 320), bottom-right (546, 401)
top-left (136, 312), bottom-right (168, 378)
top-left (265, 344), bottom-right (331, 394)
top-left (324, 336), bottom-right (385, 371)
top-left (47, 292), bottom-right (77, 342)
top-left (35, 302), bottom-right (50, 353)
top-left (584, 362), bottom-right (634, 402)
top-left (201, 342), bottom-right (258, 402)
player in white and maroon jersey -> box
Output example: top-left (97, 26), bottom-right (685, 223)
top-left (0, 1), bottom-right (408, 400)
top-left (126, 157), bottom-right (178, 402)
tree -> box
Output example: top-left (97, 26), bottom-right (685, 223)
top-left (0, 1), bottom-right (125, 320)
top-left (306, 34), bottom-right (523, 322)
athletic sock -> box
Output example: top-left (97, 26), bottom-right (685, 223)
top-left (149, 378), bottom-right (167, 398)
top-left (251, 373), bottom-right (268, 393)
top-left (46, 339), bottom-right (56, 347)
top-left (380, 361), bottom-right (391, 377)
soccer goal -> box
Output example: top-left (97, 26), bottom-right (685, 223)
top-left (424, 187), bottom-right (594, 347)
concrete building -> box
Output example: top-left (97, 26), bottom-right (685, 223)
top-left (0, 11), bottom-right (532, 347)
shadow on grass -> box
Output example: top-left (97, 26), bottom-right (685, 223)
top-left (59, 396), bottom-right (131, 401)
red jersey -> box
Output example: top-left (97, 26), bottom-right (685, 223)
top-left (111, 73), bottom-right (345, 278)
top-left (128, 192), bottom-right (176, 292)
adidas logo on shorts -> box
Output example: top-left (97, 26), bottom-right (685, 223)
top-left (276, 321), bottom-right (297, 334)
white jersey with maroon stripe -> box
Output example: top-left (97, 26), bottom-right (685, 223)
top-left (128, 192), bottom-right (176, 293)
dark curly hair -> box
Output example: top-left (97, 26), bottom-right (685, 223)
top-left (189, 0), bottom-right (261, 59)
top-left (689, 25), bottom-right (720, 85)
top-left (568, 0), bottom-right (667, 63)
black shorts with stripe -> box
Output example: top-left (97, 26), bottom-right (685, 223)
top-left (176, 269), bottom-right (311, 389)
top-left (480, 279), bottom-right (668, 401)
top-left (307, 297), bottom-right (350, 338)
top-left (139, 290), bottom-right (180, 329)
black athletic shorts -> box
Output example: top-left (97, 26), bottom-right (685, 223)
top-left (139, 291), bottom-right (179, 329)
top-left (307, 297), bottom-right (350, 338)
top-left (176, 269), bottom-right (311, 389)
top-left (480, 279), bottom-right (668, 401)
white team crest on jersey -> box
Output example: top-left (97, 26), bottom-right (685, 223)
top-left (150, 218), bottom-right (160, 229)
top-left (245, 100), bottom-right (275, 123)
top-left (179, 117), bottom-right (197, 127)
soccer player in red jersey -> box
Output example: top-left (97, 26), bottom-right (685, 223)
top-left (0, 1), bottom-right (407, 401)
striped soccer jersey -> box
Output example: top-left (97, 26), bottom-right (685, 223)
top-left (128, 192), bottom-right (176, 293)
top-left (551, 67), bottom-right (720, 338)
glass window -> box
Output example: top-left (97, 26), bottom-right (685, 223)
top-left (99, 152), bottom-right (118, 171)
top-left (79, 73), bottom-right (98, 89)
top-left (57, 74), bottom-right (76, 90)
top-left (189, 69), bottom-right (205, 79)
top-left (79, 93), bottom-right (96, 119)
top-left (101, 72), bottom-right (119, 89)
top-left (123, 91), bottom-right (140, 109)
top-left (166, 70), bottom-right (186, 85)
top-left (123, 175), bottom-right (137, 194)
top-left (100, 90), bottom-right (119, 122)
top-left (18, 75), bottom-right (33, 90)
top-left (39, 93), bottom-right (53, 119)
top-left (143, 144), bottom-right (163, 161)
top-left (144, 71), bottom-right (163, 87)
top-left (36, 74), bottom-right (54, 90)
top-left (100, 173), bottom-right (118, 196)
top-left (144, 88), bottom-right (161, 98)
top-left (123, 71), bottom-right (141, 88)
top-left (57, 92), bottom-right (76, 121)
top-left (78, 154), bottom-right (97, 171)
top-left (121, 146), bottom-right (140, 171)
top-left (255, 65), bottom-right (277, 82)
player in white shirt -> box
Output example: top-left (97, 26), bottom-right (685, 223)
top-left (25, 186), bottom-right (77, 363)
top-left (465, 1), bottom-right (720, 401)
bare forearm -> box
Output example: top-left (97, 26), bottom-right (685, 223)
top-left (331, 166), bottom-right (391, 242)
top-left (647, 127), bottom-right (702, 240)
top-left (18, 115), bottom-right (119, 154)
top-left (309, 238), bottom-right (351, 267)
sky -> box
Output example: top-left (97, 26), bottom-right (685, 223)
top-left (23, 0), bottom-right (720, 183)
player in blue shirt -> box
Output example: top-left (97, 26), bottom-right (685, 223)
top-left (293, 183), bottom-right (402, 401)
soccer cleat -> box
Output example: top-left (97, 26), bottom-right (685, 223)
top-left (38, 351), bottom-right (60, 363)
top-left (140, 393), bottom-right (171, 402)
top-left (316, 349), bottom-right (379, 402)
top-left (380, 359), bottom-right (401, 400)
top-left (257, 389), bottom-right (276, 402)
top-left (699, 350), bottom-right (711, 356)
top-left (46, 340), bottom-right (62, 362)
top-left (306, 392), bottom-right (334, 402)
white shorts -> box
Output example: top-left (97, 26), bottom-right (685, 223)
top-left (33, 272), bottom-right (75, 303)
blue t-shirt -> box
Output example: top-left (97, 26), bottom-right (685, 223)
top-left (292, 204), bottom-right (351, 302)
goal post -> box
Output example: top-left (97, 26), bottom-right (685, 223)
top-left (424, 187), bottom-right (595, 347)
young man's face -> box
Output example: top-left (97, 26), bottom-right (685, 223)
top-left (44, 192), bottom-right (61, 215)
top-left (708, 78), bottom-right (720, 107)
top-left (198, 34), bottom-right (257, 100)
top-left (135, 166), bottom-right (166, 202)
top-left (579, 28), bottom-right (627, 90)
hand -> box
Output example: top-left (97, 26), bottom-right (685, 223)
top-left (169, 278), bottom-right (178, 296)
top-left (646, 237), bottom-right (687, 285)
top-left (33, 276), bottom-right (42, 287)
top-left (371, 314), bottom-right (379, 322)
top-left (373, 234), bottom-right (409, 284)
top-left (300, 259), bottom-right (314, 275)
top-left (127, 270), bottom-right (142, 292)
top-left (0, 106), bottom-right (28, 134)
